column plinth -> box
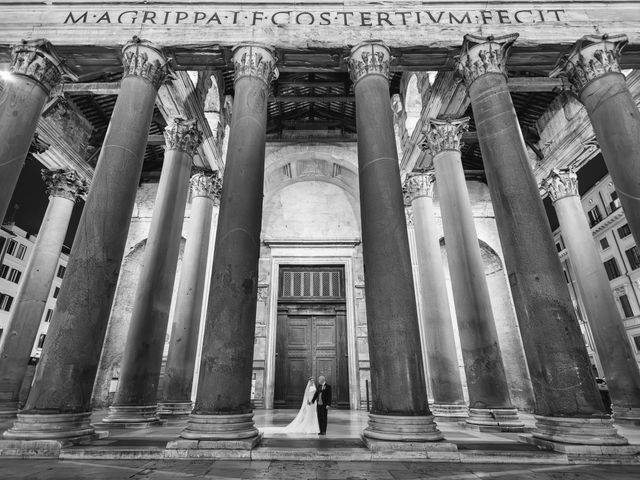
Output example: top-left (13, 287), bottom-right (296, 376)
top-left (3, 37), bottom-right (169, 443)
top-left (0, 169), bottom-right (86, 420)
top-left (0, 40), bottom-right (75, 223)
top-left (544, 169), bottom-right (640, 424)
top-left (181, 44), bottom-right (277, 444)
top-left (102, 118), bottom-right (202, 428)
top-left (424, 117), bottom-right (520, 432)
top-left (349, 41), bottom-right (442, 444)
top-left (158, 171), bottom-right (221, 419)
top-left (404, 172), bottom-right (467, 422)
top-left (552, 34), bottom-right (640, 248)
top-left (458, 33), bottom-right (625, 449)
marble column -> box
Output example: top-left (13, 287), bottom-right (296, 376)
top-left (348, 41), bottom-right (442, 444)
top-left (425, 118), bottom-right (522, 431)
top-left (403, 171), bottom-right (467, 421)
top-left (179, 44), bottom-right (277, 446)
top-left (0, 40), bottom-right (73, 223)
top-left (158, 170), bottom-right (221, 418)
top-left (3, 38), bottom-right (169, 442)
top-left (552, 35), bottom-right (640, 248)
top-left (544, 169), bottom-right (640, 424)
top-left (102, 119), bottom-right (202, 427)
top-left (458, 34), bottom-right (627, 448)
top-left (0, 170), bottom-right (87, 420)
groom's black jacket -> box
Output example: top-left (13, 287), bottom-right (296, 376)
top-left (311, 383), bottom-right (332, 407)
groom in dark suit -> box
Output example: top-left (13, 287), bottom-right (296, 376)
top-left (310, 375), bottom-right (332, 435)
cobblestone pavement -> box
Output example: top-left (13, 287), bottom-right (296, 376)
top-left (2, 459), bottom-right (640, 479)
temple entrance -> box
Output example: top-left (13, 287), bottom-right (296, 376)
top-left (273, 266), bottom-right (350, 409)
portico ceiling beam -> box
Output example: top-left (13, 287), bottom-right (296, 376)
top-left (270, 95), bottom-right (355, 103)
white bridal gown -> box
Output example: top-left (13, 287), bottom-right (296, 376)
top-left (281, 381), bottom-right (320, 434)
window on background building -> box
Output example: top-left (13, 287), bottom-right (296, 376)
top-left (7, 268), bottom-right (21, 283)
top-left (620, 294), bottom-right (635, 318)
top-left (0, 328), bottom-right (3, 342)
top-left (610, 191), bottom-right (622, 212)
top-left (0, 264), bottom-right (9, 279)
top-left (45, 309), bottom-right (53, 322)
top-left (563, 270), bottom-right (570, 283)
top-left (626, 246), bottom-right (640, 270)
top-left (6, 239), bottom-right (17, 256)
top-left (0, 293), bottom-right (13, 311)
top-left (618, 224), bottom-right (632, 239)
top-left (53, 287), bottom-right (59, 299)
top-left (604, 258), bottom-right (622, 280)
top-left (600, 237), bottom-right (610, 250)
top-left (56, 265), bottom-right (66, 279)
top-left (37, 334), bottom-right (46, 349)
top-left (14, 244), bottom-right (26, 260)
top-left (0, 237), bottom-right (5, 253)
top-left (587, 206), bottom-right (603, 227)
top-left (634, 336), bottom-right (640, 352)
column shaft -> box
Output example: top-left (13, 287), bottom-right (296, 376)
top-left (0, 170), bottom-right (85, 419)
top-left (104, 119), bottom-right (199, 425)
top-left (547, 173), bottom-right (640, 421)
top-left (159, 172), bottom-right (219, 416)
top-left (409, 187), bottom-right (466, 417)
top-left (3, 39), bottom-right (168, 441)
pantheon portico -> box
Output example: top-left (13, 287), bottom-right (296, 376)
top-left (1, 0), bottom-right (640, 460)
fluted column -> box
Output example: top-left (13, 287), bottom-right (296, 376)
top-left (348, 41), bottom-right (442, 445)
top-left (0, 40), bottom-right (74, 223)
top-left (424, 118), bottom-right (521, 431)
top-left (102, 118), bottom-right (202, 427)
top-left (4, 38), bottom-right (169, 442)
top-left (403, 172), bottom-right (467, 421)
top-left (544, 169), bottom-right (640, 424)
top-left (158, 170), bottom-right (221, 418)
top-left (180, 44), bottom-right (276, 446)
top-left (458, 34), bottom-right (627, 448)
top-left (552, 35), bottom-right (640, 248)
top-left (0, 170), bottom-right (87, 420)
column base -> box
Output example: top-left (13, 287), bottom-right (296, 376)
top-left (613, 407), bottom-right (640, 426)
top-left (529, 415), bottom-right (629, 447)
top-left (362, 413), bottom-right (443, 442)
top-left (157, 401), bottom-right (192, 419)
top-left (180, 412), bottom-right (260, 441)
top-left (431, 403), bottom-right (468, 422)
top-left (0, 401), bottom-right (18, 421)
top-left (99, 404), bottom-right (162, 429)
top-left (466, 407), bottom-right (524, 432)
top-left (2, 412), bottom-right (95, 442)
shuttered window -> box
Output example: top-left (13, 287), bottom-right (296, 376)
top-left (279, 267), bottom-right (344, 300)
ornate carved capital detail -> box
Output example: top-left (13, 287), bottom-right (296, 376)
top-left (164, 118), bottom-right (203, 157)
top-left (543, 168), bottom-right (579, 203)
top-left (190, 170), bottom-right (222, 204)
top-left (457, 34), bottom-right (518, 87)
top-left (232, 44), bottom-right (278, 86)
top-left (348, 41), bottom-right (391, 86)
top-left (403, 171), bottom-right (436, 203)
top-left (41, 169), bottom-right (88, 202)
top-left (122, 37), bottom-right (170, 91)
top-left (10, 39), bottom-right (76, 94)
top-left (550, 34), bottom-right (628, 95)
top-left (420, 117), bottom-right (469, 156)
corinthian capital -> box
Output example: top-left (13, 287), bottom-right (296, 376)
top-left (164, 118), bottom-right (203, 157)
top-left (403, 171), bottom-right (436, 203)
top-left (420, 117), bottom-right (469, 156)
top-left (550, 34), bottom-right (627, 95)
top-left (457, 34), bottom-right (518, 87)
top-left (543, 168), bottom-right (579, 203)
top-left (232, 44), bottom-right (278, 86)
top-left (10, 40), bottom-right (76, 94)
top-left (348, 41), bottom-right (391, 86)
top-left (190, 170), bottom-right (222, 204)
top-left (122, 37), bottom-right (170, 91)
top-left (41, 169), bottom-right (88, 202)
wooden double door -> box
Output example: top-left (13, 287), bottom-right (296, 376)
top-left (274, 304), bottom-right (349, 409)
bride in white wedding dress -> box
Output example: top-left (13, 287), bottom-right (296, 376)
top-left (262, 377), bottom-right (320, 435)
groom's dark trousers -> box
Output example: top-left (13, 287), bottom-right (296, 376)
top-left (311, 383), bottom-right (332, 434)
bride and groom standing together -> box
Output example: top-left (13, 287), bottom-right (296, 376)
top-left (282, 375), bottom-right (332, 435)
